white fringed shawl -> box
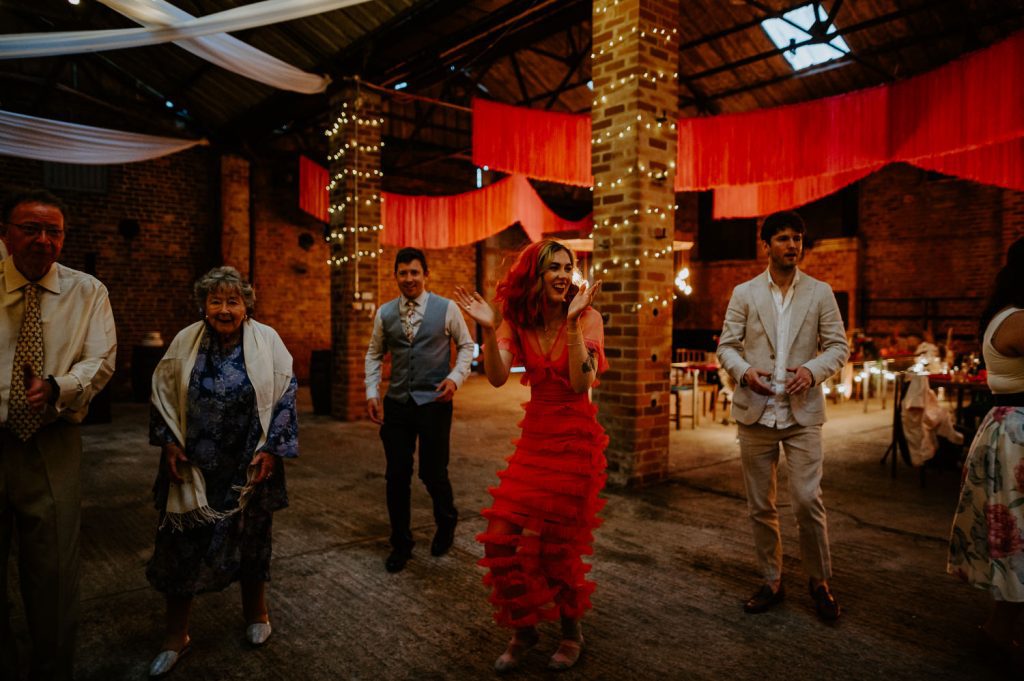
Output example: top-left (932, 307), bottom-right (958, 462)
top-left (151, 319), bottom-right (294, 531)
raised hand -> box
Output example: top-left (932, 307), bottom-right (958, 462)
top-left (567, 280), bottom-right (602, 322)
top-left (454, 286), bottom-right (497, 329)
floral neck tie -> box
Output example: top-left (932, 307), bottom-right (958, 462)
top-left (403, 299), bottom-right (417, 343)
top-left (9, 284), bottom-right (44, 441)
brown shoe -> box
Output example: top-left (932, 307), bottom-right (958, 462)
top-left (547, 634), bottom-right (584, 671)
top-left (494, 629), bottom-right (540, 674)
top-left (743, 583), bottom-right (785, 614)
top-left (809, 580), bottom-right (841, 621)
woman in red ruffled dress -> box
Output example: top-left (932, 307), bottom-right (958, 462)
top-left (454, 239), bottom-right (607, 673)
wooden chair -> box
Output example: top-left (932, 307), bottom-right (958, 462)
top-left (670, 370), bottom-right (699, 430)
top-left (675, 348), bottom-right (705, 364)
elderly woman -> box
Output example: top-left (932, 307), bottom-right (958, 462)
top-left (455, 240), bottom-right (606, 673)
top-left (146, 266), bottom-right (298, 677)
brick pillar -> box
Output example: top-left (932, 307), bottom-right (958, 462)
top-left (220, 154), bottom-right (250, 276)
top-left (592, 0), bottom-right (678, 486)
top-left (328, 83), bottom-right (384, 420)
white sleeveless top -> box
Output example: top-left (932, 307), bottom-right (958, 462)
top-left (983, 307), bottom-right (1024, 394)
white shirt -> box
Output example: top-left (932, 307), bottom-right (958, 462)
top-left (364, 291), bottom-right (475, 400)
top-left (758, 268), bottom-right (801, 429)
top-left (0, 257), bottom-right (117, 424)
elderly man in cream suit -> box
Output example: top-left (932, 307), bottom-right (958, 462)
top-left (717, 210), bottom-right (849, 622)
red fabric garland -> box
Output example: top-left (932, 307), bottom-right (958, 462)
top-left (468, 32), bottom-right (1024, 218)
top-left (682, 30), bottom-right (1024, 216)
top-left (472, 98), bottom-right (593, 187)
top-left (381, 174), bottom-right (592, 249)
top-left (298, 155), bottom-right (330, 222)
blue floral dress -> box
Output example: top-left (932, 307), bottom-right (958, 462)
top-left (948, 407), bottom-right (1024, 602)
top-left (147, 331), bottom-right (298, 597)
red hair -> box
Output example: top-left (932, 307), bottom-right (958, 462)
top-left (495, 240), bottom-right (578, 329)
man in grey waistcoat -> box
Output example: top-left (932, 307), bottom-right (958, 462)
top-left (365, 247), bottom-right (474, 573)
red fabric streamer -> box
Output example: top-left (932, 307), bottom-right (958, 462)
top-left (679, 30), bottom-right (1024, 216)
top-left (890, 30), bottom-right (1024, 162)
top-left (472, 98), bottom-right (593, 187)
top-left (677, 85), bottom-right (890, 190)
top-left (713, 164), bottom-right (885, 219)
top-left (913, 139), bottom-right (1024, 192)
top-left (298, 155), bottom-right (329, 222)
top-left (381, 175), bottom-right (592, 249)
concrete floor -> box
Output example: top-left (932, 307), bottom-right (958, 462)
top-left (5, 376), bottom-right (1015, 680)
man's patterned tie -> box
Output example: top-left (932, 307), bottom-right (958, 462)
top-left (8, 284), bottom-right (44, 441)
top-left (403, 299), bottom-right (417, 343)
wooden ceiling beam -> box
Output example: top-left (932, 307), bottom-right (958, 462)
top-left (742, 0), bottom-right (893, 82)
top-left (543, 35), bottom-right (592, 110)
top-left (679, 7), bottom-right (1024, 109)
top-left (687, 1), bottom-right (955, 82)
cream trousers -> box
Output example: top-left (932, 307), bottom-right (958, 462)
top-left (737, 422), bottom-right (831, 583)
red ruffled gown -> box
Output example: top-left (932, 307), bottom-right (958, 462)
top-left (477, 307), bottom-right (609, 627)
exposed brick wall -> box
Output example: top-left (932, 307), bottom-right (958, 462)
top-left (592, 0), bottom-right (678, 486)
top-left (220, 154), bottom-right (251, 279)
top-left (249, 155), bottom-right (331, 382)
top-left (859, 164), bottom-right (1023, 341)
top-left (0, 149), bottom-right (219, 397)
top-left (328, 87), bottom-right (384, 420)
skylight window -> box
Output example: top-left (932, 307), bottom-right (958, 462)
top-left (761, 3), bottom-right (850, 71)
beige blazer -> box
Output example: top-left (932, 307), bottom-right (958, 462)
top-left (716, 270), bottom-right (849, 426)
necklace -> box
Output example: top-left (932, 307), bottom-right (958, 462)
top-left (540, 318), bottom-right (562, 349)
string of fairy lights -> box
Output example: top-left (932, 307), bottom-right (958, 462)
top-left (318, 14), bottom-right (693, 313)
top-left (324, 99), bottom-right (385, 269)
top-left (586, 9), bottom-right (688, 313)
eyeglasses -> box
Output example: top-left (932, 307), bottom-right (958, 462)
top-left (7, 223), bottom-right (65, 239)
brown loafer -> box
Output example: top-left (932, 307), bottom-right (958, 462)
top-left (809, 580), bottom-right (841, 621)
top-left (744, 583), bottom-right (785, 614)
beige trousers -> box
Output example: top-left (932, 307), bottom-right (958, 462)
top-left (0, 423), bottom-right (81, 681)
top-left (737, 422), bottom-right (831, 583)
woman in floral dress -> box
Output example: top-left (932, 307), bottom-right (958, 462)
top-left (948, 237), bottom-right (1024, 664)
top-left (455, 240), bottom-right (606, 673)
top-left (146, 267), bottom-right (298, 677)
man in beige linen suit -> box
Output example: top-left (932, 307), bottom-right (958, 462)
top-left (717, 210), bottom-right (849, 622)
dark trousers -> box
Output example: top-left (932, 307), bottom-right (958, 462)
top-left (380, 397), bottom-right (458, 551)
top-left (0, 423), bottom-right (81, 681)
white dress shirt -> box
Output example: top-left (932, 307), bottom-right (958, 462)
top-left (0, 257), bottom-right (117, 424)
top-left (758, 268), bottom-right (801, 430)
top-left (364, 290), bottom-right (475, 400)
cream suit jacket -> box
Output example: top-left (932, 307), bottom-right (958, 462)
top-left (716, 270), bottom-right (849, 426)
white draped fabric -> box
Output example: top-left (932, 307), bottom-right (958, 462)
top-left (0, 109), bottom-right (206, 164)
top-left (98, 0), bottom-right (329, 94)
top-left (0, 0), bottom-right (370, 60)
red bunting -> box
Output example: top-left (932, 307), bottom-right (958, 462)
top-left (381, 175), bottom-right (592, 249)
top-left (298, 155), bottom-right (330, 222)
top-left (472, 98), bottom-right (593, 187)
top-left (469, 31), bottom-right (1024, 217)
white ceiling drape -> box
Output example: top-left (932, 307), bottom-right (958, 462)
top-left (0, 0), bottom-right (370, 60)
top-left (97, 0), bottom-right (330, 94)
top-left (0, 109), bottom-right (206, 164)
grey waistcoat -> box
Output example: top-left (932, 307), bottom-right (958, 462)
top-left (381, 294), bottom-right (452, 405)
